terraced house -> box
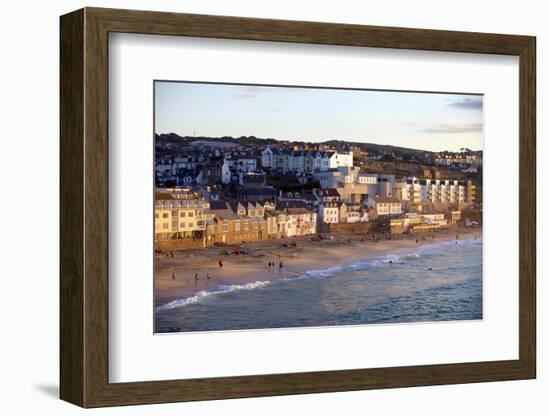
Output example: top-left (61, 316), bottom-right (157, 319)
top-left (261, 146), bottom-right (353, 173)
top-left (205, 201), bottom-right (268, 245)
top-left (154, 192), bottom-right (208, 242)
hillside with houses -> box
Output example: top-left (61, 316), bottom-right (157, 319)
top-left (154, 136), bottom-right (482, 250)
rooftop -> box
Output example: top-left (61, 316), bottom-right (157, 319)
top-left (287, 207), bottom-right (310, 215)
top-left (374, 196), bottom-right (401, 204)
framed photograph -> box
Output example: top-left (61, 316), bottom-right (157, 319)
top-left (60, 7), bottom-right (536, 407)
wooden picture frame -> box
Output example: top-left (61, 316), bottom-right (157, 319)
top-left (60, 7), bottom-right (536, 408)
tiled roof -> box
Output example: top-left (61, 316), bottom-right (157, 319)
top-left (240, 187), bottom-right (277, 196)
top-left (209, 201), bottom-right (229, 210)
top-left (322, 188), bottom-right (341, 197)
top-left (374, 196), bottom-right (401, 204)
top-left (287, 207), bottom-right (310, 215)
top-left (155, 192), bottom-right (174, 200)
top-left (213, 210), bottom-right (241, 221)
top-left (277, 200), bottom-right (309, 210)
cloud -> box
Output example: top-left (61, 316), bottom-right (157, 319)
top-left (448, 97), bottom-right (483, 110)
top-left (419, 123), bottom-right (482, 134)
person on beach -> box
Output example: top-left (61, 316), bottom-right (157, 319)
top-left (218, 260), bottom-right (223, 268)
top-left (172, 272), bottom-right (176, 280)
top-left (170, 250), bottom-right (174, 258)
top-left (194, 273), bottom-right (199, 281)
top-left (206, 273), bottom-right (211, 280)
top-left (279, 261), bottom-right (283, 272)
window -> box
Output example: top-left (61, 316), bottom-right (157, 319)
top-left (188, 222), bottom-right (193, 228)
top-left (162, 213), bottom-right (169, 219)
top-left (180, 212), bottom-right (186, 217)
top-left (235, 222), bottom-right (241, 232)
top-left (162, 223), bottom-right (169, 229)
top-left (189, 212), bottom-right (194, 217)
top-left (155, 213), bottom-right (159, 219)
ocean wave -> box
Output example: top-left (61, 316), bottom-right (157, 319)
top-left (156, 237), bottom-right (482, 311)
top-left (156, 280), bottom-right (271, 311)
top-left (282, 265), bottom-right (345, 281)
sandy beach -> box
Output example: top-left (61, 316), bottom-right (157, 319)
top-left (155, 226), bottom-right (482, 306)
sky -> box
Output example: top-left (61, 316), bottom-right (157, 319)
top-left (154, 81), bottom-right (483, 152)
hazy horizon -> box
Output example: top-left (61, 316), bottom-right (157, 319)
top-left (155, 81), bottom-right (484, 152)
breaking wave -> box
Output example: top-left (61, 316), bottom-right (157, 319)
top-left (157, 281), bottom-right (272, 311)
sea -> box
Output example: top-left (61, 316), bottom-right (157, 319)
top-left (155, 238), bottom-right (483, 333)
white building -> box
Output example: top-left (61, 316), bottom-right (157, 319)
top-left (261, 147), bottom-right (353, 173)
top-left (315, 166), bottom-right (376, 188)
top-left (318, 202), bottom-right (340, 224)
top-left (346, 211), bottom-right (361, 223)
top-left (368, 196), bottom-right (402, 216)
top-left (344, 205), bottom-right (370, 224)
top-left (435, 152), bottom-right (482, 168)
top-left (286, 208), bottom-right (317, 236)
top-left (395, 177), bottom-right (471, 209)
top-left (221, 156), bottom-right (258, 184)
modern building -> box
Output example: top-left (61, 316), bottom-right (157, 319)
top-left (395, 177), bottom-right (474, 212)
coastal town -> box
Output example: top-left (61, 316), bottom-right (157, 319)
top-left (153, 84), bottom-right (484, 332)
top-left (155, 134), bottom-right (482, 252)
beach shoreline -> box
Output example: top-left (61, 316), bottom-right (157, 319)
top-left (155, 226), bottom-right (482, 308)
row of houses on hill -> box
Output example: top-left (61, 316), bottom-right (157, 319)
top-left (155, 190), bottom-right (320, 246)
